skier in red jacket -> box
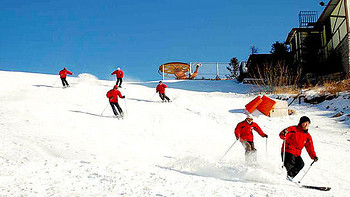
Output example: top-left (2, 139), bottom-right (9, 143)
top-left (111, 67), bottom-right (124, 88)
top-left (280, 116), bottom-right (318, 181)
top-left (156, 81), bottom-right (171, 102)
top-left (106, 85), bottom-right (125, 118)
top-left (234, 114), bottom-right (268, 163)
top-left (59, 67), bottom-right (73, 88)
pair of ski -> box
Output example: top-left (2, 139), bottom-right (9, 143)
top-left (289, 180), bottom-right (331, 191)
top-left (301, 185), bottom-right (331, 191)
top-left (114, 114), bottom-right (125, 120)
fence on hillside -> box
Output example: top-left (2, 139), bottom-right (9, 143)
top-left (189, 62), bottom-right (231, 80)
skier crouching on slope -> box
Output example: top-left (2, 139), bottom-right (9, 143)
top-left (106, 85), bottom-right (125, 118)
top-left (234, 114), bottom-right (268, 163)
top-left (59, 67), bottom-right (73, 88)
top-left (156, 81), bottom-right (171, 102)
top-left (280, 116), bottom-right (318, 181)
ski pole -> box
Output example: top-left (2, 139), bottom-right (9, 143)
top-left (282, 138), bottom-right (286, 168)
top-left (150, 92), bottom-right (157, 101)
top-left (123, 97), bottom-right (128, 116)
top-left (298, 161), bottom-right (315, 183)
top-left (53, 78), bottom-right (60, 86)
top-left (101, 103), bottom-right (109, 115)
top-left (221, 139), bottom-right (238, 160)
top-left (122, 88), bottom-right (128, 116)
top-left (282, 131), bottom-right (289, 168)
top-left (265, 138), bottom-right (268, 155)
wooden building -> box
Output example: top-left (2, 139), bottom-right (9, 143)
top-left (286, 0), bottom-right (350, 76)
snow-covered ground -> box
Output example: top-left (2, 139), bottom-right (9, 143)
top-left (0, 70), bottom-right (349, 197)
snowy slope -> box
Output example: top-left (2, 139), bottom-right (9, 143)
top-left (0, 70), bottom-right (349, 197)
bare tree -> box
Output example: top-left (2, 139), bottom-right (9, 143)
top-left (250, 45), bottom-right (258, 54)
top-left (251, 61), bottom-right (302, 93)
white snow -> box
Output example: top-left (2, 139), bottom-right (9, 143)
top-left (0, 70), bottom-right (349, 196)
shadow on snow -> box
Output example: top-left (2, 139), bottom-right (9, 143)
top-left (127, 97), bottom-right (160, 103)
top-left (33, 84), bottom-right (62, 88)
top-left (69, 110), bottom-right (115, 118)
top-left (130, 80), bottom-right (257, 94)
top-left (229, 109), bottom-right (246, 114)
top-left (156, 165), bottom-right (241, 183)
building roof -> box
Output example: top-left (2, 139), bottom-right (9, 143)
top-left (286, 0), bottom-right (341, 44)
top-left (285, 27), bottom-right (317, 43)
top-left (317, 0), bottom-right (341, 23)
top-left (247, 54), bottom-right (273, 67)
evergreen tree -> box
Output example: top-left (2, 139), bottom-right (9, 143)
top-left (270, 41), bottom-right (289, 60)
top-left (226, 57), bottom-right (239, 79)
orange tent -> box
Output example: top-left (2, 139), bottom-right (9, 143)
top-left (245, 96), bottom-right (262, 113)
top-left (256, 95), bottom-right (277, 116)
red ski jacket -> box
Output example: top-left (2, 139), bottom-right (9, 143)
top-left (156, 84), bottom-right (167, 94)
top-left (279, 125), bottom-right (317, 159)
top-left (106, 89), bottom-right (123, 103)
top-left (234, 120), bottom-right (266, 142)
top-left (59, 69), bottom-right (72, 78)
top-left (111, 70), bottom-right (124, 78)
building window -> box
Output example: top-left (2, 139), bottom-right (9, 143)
top-left (329, 0), bottom-right (347, 49)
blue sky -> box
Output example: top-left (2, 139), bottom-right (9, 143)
top-left (0, 0), bottom-right (325, 81)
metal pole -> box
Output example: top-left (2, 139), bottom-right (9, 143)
top-left (53, 78), bottom-right (60, 86)
top-left (216, 62), bottom-right (219, 79)
top-left (101, 103), bottom-right (109, 116)
top-left (282, 138), bottom-right (286, 168)
top-left (150, 92), bottom-right (157, 101)
top-left (266, 138), bottom-right (268, 155)
top-left (162, 64), bottom-right (165, 81)
top-left (298, 161), bottom-right (316, 183)
top-left (123, 98), bottom-right (128, 117)
top-left (122, 87), bottom-right (128, 117)
top-left (282, 130), bottom-right (290, 168)
top-left (221, 139), bottom-right (238, 160)
top-left (189, 62), bottom-right (192, 74)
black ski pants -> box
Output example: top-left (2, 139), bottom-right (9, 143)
top-left (282, 152), bottom-right (305, 178)
top-left (116, 78), bottom-right (123, 87)
top-left (110, 102), bottom-right (123, 116)
top-left (60, 77), bottom-right (69, 87)
top-left (159, 93), bottom-right (170, 101)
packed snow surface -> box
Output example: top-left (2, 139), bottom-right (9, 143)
top-left (0, 71), bottom-right (349, 196)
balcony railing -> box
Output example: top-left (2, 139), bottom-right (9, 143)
top-left (299, 11), bottom-right (318, 27)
